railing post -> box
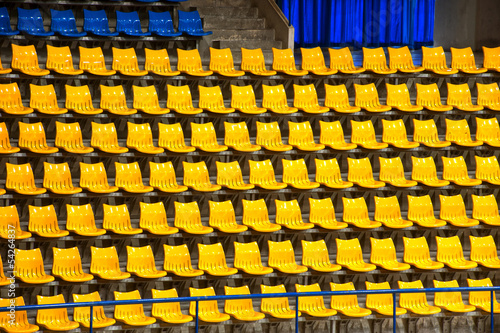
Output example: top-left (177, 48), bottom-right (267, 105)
top-left (295, 296), bottom-right (299, 333)
top-left (491, 290), bottom-right (494, 333)
top-left (195, 300), bottom-right (199, 333)
top-left (90, 305), bottom-right (93, 333)
top-left (392, 292), bottom-right (396, 333)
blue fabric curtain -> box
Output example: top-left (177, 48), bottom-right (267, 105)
top-left (280, 0), bottom-right (435, 48)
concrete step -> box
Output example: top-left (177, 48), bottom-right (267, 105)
top-left (215, 39), bottom-right (282, 50)
top-left (212, 29), bottom-right (275, 41)
top-left (204, 17), bottom-right (266, 30)
top-left (186, 0), bottom-right (253, 8)
top-left (197, 7), bottom-right (259, 19)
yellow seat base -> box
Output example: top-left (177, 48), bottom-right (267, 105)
top-left (154, 185), bottom-right (188, 193)
top-left (314, 221), bottom-right (348, 230)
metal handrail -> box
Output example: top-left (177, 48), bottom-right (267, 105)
top-left (1, 287), bottom-right (498, 333)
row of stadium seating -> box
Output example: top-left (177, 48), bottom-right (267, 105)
top-left (3, 44), bottom-right (500, 77)
top-left (0, 7), bottom-right (208, 37)
top-left (2, 276), bottom-right (498, 332)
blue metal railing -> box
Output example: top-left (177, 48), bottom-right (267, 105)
top-left (1, 287), bottom-right (498, 333)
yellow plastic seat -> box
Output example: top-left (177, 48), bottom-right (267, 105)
top-left (249, 159), bottom-right (287, 190)
top-left (230, 85), bottom-right (266, 114)
top-left (315, 158), bottom-right (353, 189)
top-left (472, 194), bottom-right (500, 226)
top-left (242, 199), bottom-right (281, 232)
top-left (126, 245), bottom-right (167, 278)
top-left (442, 156), bottom-right (481, 186)
top-left (319, 120), bottom-right (357, 150)
top-left (140, 201), bottom-right (178, 235)
top-left (149, 161), bottom-right (188, 193)
top-left (114, 291), bottom-right (156, 326)
top-left (80, 162), bottom-right (119, 193)
top-left (342, 197), bottom-right (381, 229)
top-left (272, 48), bottom-right (307, 76)
top-left (483, 46), bottom-right (500, 72)
top-left (436, 236), bottom-right (478, 269)
top-left (451, 47), bottom-right (487, 74)
top-left (224, 121), bottom-right (260, 152)
top-left (308, 197), bottom-right (347, 230)
top-left (381, 119), bottom-right (419, 148)
top-left (296, 284), bottom-right (337, 317)
top-left (199, 85), bottom-right (234, 114)
top-left (378, 157), bottom-right (417, 188)
top-left (301, 47), bottom-right (337, 75)
top-left (403, 236), bottom-right (444, 269)
top-left (447, 83), bottom-right (483, 111)
top-left (411, 156), bottom-right (449, 187)
top-left (0, 205), bottom-right (31, 239)
top-left (52, 247), bottom-right (93, 282)
top-left (476, 117), bottom-right (500, 145)
top-left (467, 278), bottom-right (500, 313)
top-left (28, 204), bottom-right (69, 238)
top-left (79, 46), bottom-right (116, 75)
top-left (436, 280), bottom-right (479, 313)
top-left (362, 47), bottom-right (397, 74)
top-left (198, 243), bottom-right (238, 276)
top-left (366, 282), bottom-right (407, 316)
top-left (14, 248), bottom-right (54, 284)
top-left (90, 246), bottom-right (131, 280)
top-left (370, 238), bottom-right (410, 271)
top-left (209, 200), bottom-right (248, 233)
top-left (11, 44), bottom-right (49, 76)
top-left (282, 159), bottom-right (320, 189)
top-left (126, 122), bottom-right (164, 154)
top-left (262, 84), bottom-right (298, 114)
top-left (416, 83), bottom-right (454, 111)
top-left (354, 83), bottom-right (392, 112)
top-left (43, 162), bottom-right (82, 194)
top-left (177, 49), bottom-right (213, 76)
top-left (440, 194), bottom-right (479, 227)
top-left (288, 121), bottom-right (325, 151)
top-left (385, 83), bottom-right (423, 111)
top-left (324, 83), bottom-right (361, 113)
top-left (163, 244), bottom-right (203, 277)
top-left (37, 295), bottom-right (79, 331)
top-left (413, 119), bottom-right (451, 147)
top-left (103, 203), bottom-right (142, 235)
top-left (0, 256), bottom-right (7, 286)
top-left (158, 122), bottom-right (195, 152)
top-left (100, 85), bottom-right (137, 115)
top-left (73, 292), bottom-right (116, 328)
top-left (422, 46), bottom-right (458, 75)
top-left (209, 47), bottom-right (245, 76)
top-left (115, 161), bottom-right (154, 193)
top-left (275, 199), bottom-right (314, 230)
top-left (293, 84), bottom-right (329, 113)
top-left (347, 157), bottom-right (385, 189)
top-left (46, 45), bottom-right (83, 75)
top-left (388, 46), bottom-right (425, 73)
top-left (145, 48), bottom-right (180, 76)
top-left (268, 240), bottom-right (307, 273)
top-left (336, 238), bottom-right (376, 271)
top-left (183, 161), bottom-right (221, 192)
top-left (234, 241), bottom-right (273, 275)
top-left (241, 48), bottom-right (277, 76)
top-left (55, 121), bottom-right (93, 154)
top-left (18, 122), bottom-right (58, 154)
top-left (407, 194), bottom-right (446, 227)
top-left (328, 47), bottom-right (365, 73)
top-left (351, 120), bottom-right (388, 149)
top-left (0, 297), bottom-right (39, 332)
top-left (191, 122), bottom-right (228, 152)
top-left (30, 84), bottom-right (67, 114)
top-left (445, 118), bottom-right (482, 146)
top-left (216, 161), bottom-right (254, 190)
top-left (66, 203), bottom-right (106, 236)
top-left (255, 121), bottom-right (291, 151)
top-left (5, 163), bottom-right (45, 195)
top-left (398, 281), bottom-right (441, 315)
top-left (225, 286), bottom-right (266, 321)
top-left (90, 122), bottom-right (128, 154)
top-left (302, 239), bottom-right (341, 272)
top-left (174, 201), bottom-right (213, 234)
top-left (189, 287), bottom-right (230, 322)
top-left (132, 85), bottom-right (170, 115)
top-left (261, 285), bottom-right (300, 319)
top-left (374, 196), bottom-right (413, 228)
top-left (0, 82), bottom-right (33, 114)
top-left (469, 235), bottom-right (500, 268)
top-left (0, 56), bottom-right (11, 74)
top-left (330, 282), bottom-right (372, 317)
top-left (152, 289), bottom-right (193, 324)
top-left (69, 74), bottom-right (95, 105)
top-left (0, 122), bottom-right (19, 154)
top-left (477, 83), bottom-right (500, 111)
top-left (112, 47), bottom-right (148, 76)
